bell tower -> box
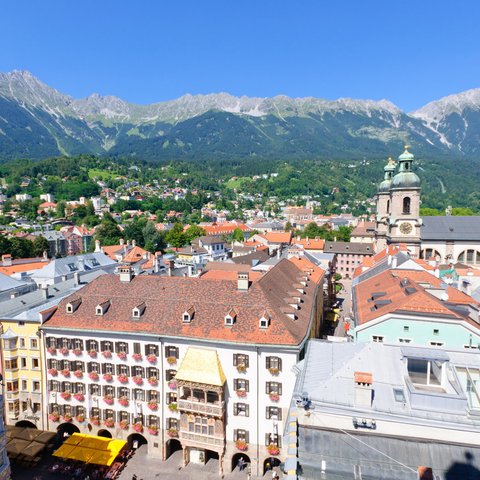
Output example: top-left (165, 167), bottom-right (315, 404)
top-left (386, 146), bottom-right (422, 257)
top-left (374, 157), bottom-right (396, 252)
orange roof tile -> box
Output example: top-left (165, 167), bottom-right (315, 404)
top-left (294, 237), bottom-right (325, 250)
top-left (201, 270), bottom-right (263, 282)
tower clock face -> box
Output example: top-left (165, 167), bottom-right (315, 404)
top-left (399, 222), bottom-right (413, 234)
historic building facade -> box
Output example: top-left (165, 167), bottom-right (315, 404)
top-left (41, 259), bottom-right (325, 476)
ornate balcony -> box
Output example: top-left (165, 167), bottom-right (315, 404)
top-left (177, 399), bottom-right (224, 417)
top-left (179, 431), bottom-right (224, 448)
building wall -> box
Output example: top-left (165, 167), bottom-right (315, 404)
top-left (1, 320), bottom-right (45, 429)
top-left (355, 316), bottom-right (480, 350)
top-left (43, 329), bottom-right (301, 474)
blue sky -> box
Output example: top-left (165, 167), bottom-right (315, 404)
top-left (1, 0), bottom-right (479, 111)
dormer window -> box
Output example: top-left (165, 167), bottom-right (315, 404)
top-left (96, 300), bottom-right (111, 316)
top-left (225, 309), bottom-right (237, 326)
top-left (132, 302), bottom-right (146, 319)
top-left (183, 306), bottom-right (195, 323)
top-left (259, 315), bottom-right (270, 329)
top-left (66, 298), bottom-right (82, 314)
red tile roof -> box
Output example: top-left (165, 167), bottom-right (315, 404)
top-left (44, 258), bottom-right (323, 346)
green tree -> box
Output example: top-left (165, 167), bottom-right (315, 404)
top-left (95, 215), bottom-right (122, 246)
top-left (166, 223), bottom-right (186, 248)
top-left (231, 227), bottom-right (245, 242)
top-left (185, 225), bottom-right (206, 244)
top-left (9, 237), bottom-right (34, 259)
top-left (33, 236), bottom-right (49, 257)
top-left (420, 207), bottom-right (442, 216)
top-left (452, 207), bottom-right (475, 216)
top-left (0, 234), bottom-right (11, 255)
top-left (285, 221), bottom-right (293, 232)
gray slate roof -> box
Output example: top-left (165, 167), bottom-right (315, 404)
top-left (324, 241), bottom-right (374, 255)
top-left (421, 216), bottom-right (480, 241)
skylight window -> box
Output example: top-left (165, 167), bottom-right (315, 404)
top-left (393, 388), bottom-right (406, 403)
top-left (67, 263), bottom-right (78, 272)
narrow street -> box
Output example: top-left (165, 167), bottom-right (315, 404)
top-left (333, 278), bottom-right (353, 338)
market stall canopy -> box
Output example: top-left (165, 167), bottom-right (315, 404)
top-left (52, 433), bottom-right (127, 466)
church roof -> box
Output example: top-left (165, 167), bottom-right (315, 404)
top-left (421, 216), bottom-right (480, 241)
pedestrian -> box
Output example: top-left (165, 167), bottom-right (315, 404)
top-left (238, 457), bottom-right (246, 471)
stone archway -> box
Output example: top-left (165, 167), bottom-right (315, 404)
top-left (15, 420), bottom-right (37, 429)
top-left (264, 456), bottom-right (281, 474)
top-left (57, 422), bottom-right (80, 439)
top-left (127, 433), bottom-right (148, 450)
top-left (232, 452), bottom-right (251, 472)
top-left (165, 438), bottom-right (182, 460)
top-left (97, 429), bottom-right (112, 438)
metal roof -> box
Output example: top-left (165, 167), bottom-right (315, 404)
top-left (421, 216), bottom-right (480, 241)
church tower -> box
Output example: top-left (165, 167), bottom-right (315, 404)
top-left (386, 146), bottom-right (422, 257)
top-left (374, 157), bottom-right (396, 252)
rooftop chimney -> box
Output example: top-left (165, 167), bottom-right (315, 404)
top-left (42, 286), bottom-right (49, 300)
top-left (354, 372), bottom-right (373, 407)
top-left (2, 254), bottom-right (12, 266)
top-left (94, 240), bottom-right (101, 253)
top-left (237, 272), bottom-right (250, 291)
top-left (119, 265), bottom-right (133, 282)
top-left (120, 238), bottom-right (125, 246)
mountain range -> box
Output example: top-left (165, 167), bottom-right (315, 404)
top-left (0, 70), bottom-right (479, 162)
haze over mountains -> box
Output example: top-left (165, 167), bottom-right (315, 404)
top-left (0, 70), bottom-right (479, 162)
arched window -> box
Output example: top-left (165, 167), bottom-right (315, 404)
top-left (421, 249), bottom-right (441, 261)
top-left (457, 250), bottom-right (480, 265)
top-left (386, 200), bottom-right (390, 214)
top-left (403, 197), bottom-right (411, 214)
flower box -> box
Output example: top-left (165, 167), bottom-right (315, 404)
top-left (119, 420), bottom-right (129, 430)
top-left (103, 395), bottom-right (114, 405)
top-left (132, 353), bottom-right (142, 361)
top-left (90, 417), bottom-right (100, 426)
top-left (168, 380), bottom-right (177, 390)
top-left (63, 414), bottom-right (72, 423)
top-left (166, 356), bottom-right (177, 365)
top-left (89, 371), bottom-right (99, 381)
top-left (104, 418), bottom-right (114, 428)
top-left (148, 377), bottom-right (158, 386)
top-left (133, 422), bottom-right (143, 433)
top-left (168, 402), bottom-right (177, 412)
top-left (48, 413), bottom-right (60, 422)
top-left (60, 391), bottom-right (71, 400)
top-left (60, 347), bottom-right (69, 356)
top-left (235, 440), bottom-right (248, 451)
top-left (73, 369), bottom-right (83, 378)
top-left (76, 414), bottom-right (85, 423)
top-left (236, 390), bottom-right (247, 398)
top-left (61, 369), bottom-right (70, 377)
top-left (48, 368), bottom-right (58, 376)
top-left (148, 426), bottom-right (159, 436)
top-left (103, 373), bottom-right (113, 382)
top-left (236, 363), bottom-right (247, 373)
top-left (73, 393), bottom-right (85, 402)
top-left (102, 350), bottom-right (112, 358)
top-left (268, 367), bottom-right (280, 376)
top-left (167, 428), bottom-right (178, 438)
top-left (269, 393), bottom-right (280, 402)
top-left (118, 397), bottom-right (129, 407)
top-left (88, 350), bottom-right (98, 358)
top-left (47, 346), bottom-right (57, 355)
top-left (132, 375), bottom-right (143, 386)
top-left (267, 444), bottom-right (280, 456)
top-left (117, 374), bottom-right (129, 384)
top-left (117, 351), bottom-right (127, 360)
top-left (147, 354), bottom-right (157, 364)
top-left (73, 348), bottom-right (82, 356)
top-left (147, 401), bottom-right (158, 411)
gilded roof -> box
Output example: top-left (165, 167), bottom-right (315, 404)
top-left (175, 347), bottom-right (226, 386)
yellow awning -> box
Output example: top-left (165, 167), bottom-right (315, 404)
top-left (175, 347), bottom-right (226, 386)
top-left (52, 433), bottom-right (126, 466)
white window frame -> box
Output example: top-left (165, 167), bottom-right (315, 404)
top-left (372, 335), bottom-right (384, 343)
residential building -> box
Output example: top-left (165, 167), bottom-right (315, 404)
top-left (352, 267), bottom-right (480, 349)
top-left (41, 258), bottom-right (325, 475)
top-left (0, 254), bottom-right (50, 278)
top-left (350, 221), bottom-right (376, 243)
top-left (324, 241), bottom-right (374, 279)
top-left (0, 270), bottom-right (107, 430)
top-left (291, 340), bottom-right (480, 479)
top-left (31, 252), bottom-right (116, 288)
